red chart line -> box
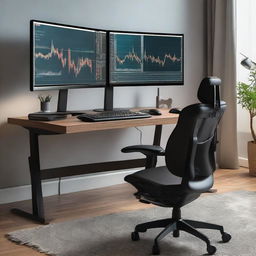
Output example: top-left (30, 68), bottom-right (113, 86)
top-left (35, 41), bottom-right (93, 76)
top-left (115, 49), bottom-right (181, 67)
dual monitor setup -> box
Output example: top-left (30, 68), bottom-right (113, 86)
top-left (30, 20), bottom-right (184, 120)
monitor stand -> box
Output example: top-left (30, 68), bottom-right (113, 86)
top-left (93, 86), bottom-right (128, 112)
top-left (57, 89), bottom-right (68, 112)
top-left (55, 87), bottom-right (127, 114)
top-left (38, 88), bottom-right (116, 115)
top-left (56, 89), bottom-right (86, 115)
top-left (30, 86), bottom-right (121, 121)
top-left (28, 89), bottom-right (85, 121)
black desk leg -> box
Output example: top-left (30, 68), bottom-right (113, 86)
top-left (147, 125), bottom-right (162, 168)
top-left (153, 125), bottom-right (162, 146)
top-left (11, 131), bottom-right (46, 224)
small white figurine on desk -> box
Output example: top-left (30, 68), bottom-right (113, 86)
top-left (156, 88), bottom-right (172, 109)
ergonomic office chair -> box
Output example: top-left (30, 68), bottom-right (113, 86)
top-left (122, 77), bottom-right (231, 255)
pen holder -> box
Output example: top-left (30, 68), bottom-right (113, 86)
top-left (40, 101), bottom-right (50, 112)
top-left (38, 95), bottom-right (52, 112)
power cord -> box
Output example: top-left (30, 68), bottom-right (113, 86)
top-left (135, 127), bottom-right (143, 144)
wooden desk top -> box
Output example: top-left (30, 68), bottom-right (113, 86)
top-left (8, 109), bottom-right (178, 134)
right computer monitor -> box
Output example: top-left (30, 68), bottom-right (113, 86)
top-left (109, 31), bottom-right (184, 86)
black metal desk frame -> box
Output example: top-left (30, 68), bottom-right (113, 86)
top-left (11, 125), bottom-right (162, 224)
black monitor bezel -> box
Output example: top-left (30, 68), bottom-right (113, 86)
top-left (108, 29), bottom-right (184, 87)
top-left (30, 20), bottom-right (107, 91)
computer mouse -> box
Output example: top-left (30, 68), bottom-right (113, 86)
top-left (169, 108), bottom-right (181, 114)
top-left (148, 109), bottom-right (162, 115)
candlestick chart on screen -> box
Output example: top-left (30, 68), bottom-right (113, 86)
top-left (33, 22), bottom-right (106, 86)
top-left (110, 32), bottom-right (183, 84)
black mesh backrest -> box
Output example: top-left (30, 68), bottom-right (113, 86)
top-left (165, 77), bottom-right (226, 181)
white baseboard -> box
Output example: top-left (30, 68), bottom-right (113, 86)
top-left (1, 156), bottom-right (248, 205)
top-left (0, 169), bottom-right (139, 205)
top-left (239, 157), bottom-right (248, 168)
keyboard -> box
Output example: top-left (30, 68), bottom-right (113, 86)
top-left (77, 110), bottom-right (152, 122)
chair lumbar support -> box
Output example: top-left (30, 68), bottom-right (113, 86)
top-left (131, 207), bottom-right (231, 255)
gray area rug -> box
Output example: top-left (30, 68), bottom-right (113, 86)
top-left (7, 191), bottom-right (256, 256)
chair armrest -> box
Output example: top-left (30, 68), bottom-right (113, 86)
top-left (121, 145), bottom-right (165, 157)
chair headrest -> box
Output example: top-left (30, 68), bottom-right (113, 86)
top-left (197, 77), bottom-right (221, 105)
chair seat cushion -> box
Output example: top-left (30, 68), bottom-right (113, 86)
top-left (125, 166), bottom-right (200, 207)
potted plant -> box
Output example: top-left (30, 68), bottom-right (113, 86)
top-left (38, 95), bottom-right (52, 112)
top-left (237, 68), bottom-right (256, 176)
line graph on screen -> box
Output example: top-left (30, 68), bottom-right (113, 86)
top-left (115, 49), bottom-right (181, 68)
top-left (35, 41), bottom-right (93, 77)
top-left (143, 52), bottom-right (181, 67)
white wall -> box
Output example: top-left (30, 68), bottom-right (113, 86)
top-left (0, 0), bottom-right (205, 190)
top-left (237, 0), bottom-right (256, 165)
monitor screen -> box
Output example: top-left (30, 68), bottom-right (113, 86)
top-left (109, 31), bottom-right (184, 86)
top-left (31, 20), bottom-right (106, 91)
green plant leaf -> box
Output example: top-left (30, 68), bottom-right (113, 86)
top-left (237, 67), bottom-right (256, 142)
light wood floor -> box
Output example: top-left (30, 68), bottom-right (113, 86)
top-left (0, 167), bottom-right (255, 256)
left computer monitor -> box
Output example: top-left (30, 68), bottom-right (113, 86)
top-left (30, 20), bottom-right (107, 91)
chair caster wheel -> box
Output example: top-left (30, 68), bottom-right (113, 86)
top-left (131, 231), bottom-right (140, 241)
top-left (173, 230), bottom-right (180, 237)
top-left (152, 243), bottom-right (160, 255)
top-left (207, 245), bottom-right (216, 255)
top-left (222, 232), bottom-right (231, 243)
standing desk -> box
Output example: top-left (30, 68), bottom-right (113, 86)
top-left (8, 109), bottom-right (178, 224)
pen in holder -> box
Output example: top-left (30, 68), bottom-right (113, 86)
top-left (38, 95), bottom-right (52, 112)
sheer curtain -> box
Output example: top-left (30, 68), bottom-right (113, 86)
top-left (206, 0), bottom-right (239, 169)
top-left (237, 0), bottom-right (256, 164)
